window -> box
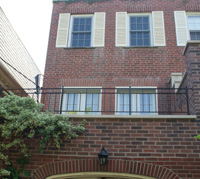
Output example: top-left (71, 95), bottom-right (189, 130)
top-left (116, 88), bottom-right (157, 115)
top-left (188, 16), bottom-right (200, 40)
top-left (130, 16), bottom-right (151, 46)
top-left (61, 88), bottom-right (101, 114)
top-left (56, 13), bottom-right (105, 48)
top-left (71, 17), bottom-right (92, 47)
top-left (115, 11), bottom-right (166, 47)
top-left (174, 11), bottom-right (200, 46)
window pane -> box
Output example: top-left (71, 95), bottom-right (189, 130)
top-left (80, 18), bottom-right (85, 24)
top-left (72, 17), bottom-right (92, 47)
top-left (143, 17), bottom-right (149, 23)
top-left (130, 16), bottom-right (150, 46)
top-left (74, 19), bottom-right (79, 25)
top-left (137, 17), bottom-right (142, 24)
top-left (73, 25), bottom-right (79, 31)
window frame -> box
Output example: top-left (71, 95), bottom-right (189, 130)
top-left (68, 14), bottom-right (94, 48)
top-left (187, 13), bottom-right (200, 41)
top-left (60, 87), bottom-right (102, 115)
top-left (127, 13), bottom-right (153, 47)
top-left (115, 87), bottom-right (158, 115)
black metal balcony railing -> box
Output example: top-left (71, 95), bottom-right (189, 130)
top-left (0, 87), bottom-right (191, 115)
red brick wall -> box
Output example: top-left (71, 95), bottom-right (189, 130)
top-left (6, 117), bottom-right (198, 179)
top-left (43, 0), bottom-right (200, 89)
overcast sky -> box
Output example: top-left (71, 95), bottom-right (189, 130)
top-left (1, 0), bottom-right (53, 74)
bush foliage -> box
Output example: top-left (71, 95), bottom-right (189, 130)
top-left (0, 92), bottom-right (86, 177)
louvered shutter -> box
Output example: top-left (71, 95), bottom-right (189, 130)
top-left (56, 13), bottom-right (70, 48)
top-left (174, 11), bottom-right (189, 46)
top-left (116, 12), bottom-right (127, 46)
top-left (152, 11), bottom-right (166, 46)
top-left (93, 12), bottom-right (106, 47)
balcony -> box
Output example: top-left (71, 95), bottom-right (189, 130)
top-left (0, 87), bottom-right (191, 116)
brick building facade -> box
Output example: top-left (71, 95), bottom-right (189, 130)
top-left (3, 0), bottom-right (200, 178)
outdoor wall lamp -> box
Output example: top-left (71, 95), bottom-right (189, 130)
top-left (98, 147), bottom-right (108, 165)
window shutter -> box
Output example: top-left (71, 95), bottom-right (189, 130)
top-left (174, 11), bottom-right (189, 46)
top-left (116, 12), bottom-right (127, 46)
top-left (93, 12), bottom-right (106, 47)
top-left (152, 11), bottom-right (166, 46)
top-left (56, 13), bottom-right (70, 48)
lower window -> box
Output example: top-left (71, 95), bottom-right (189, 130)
top-left (116, 88), bottom-right (157, 115)
top-left (61, 88), bottom-right (101, 114)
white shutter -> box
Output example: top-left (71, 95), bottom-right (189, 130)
top-left (56, 13), bottom-right (70, 48)
top-left (174, 11), bottom-right (189, 46)
top-left (116, 12), bottom-right (127, 46)
top-left (152, 11), bottom-right (166, 46)
top-left (93, 12), bottom-right (106, 47)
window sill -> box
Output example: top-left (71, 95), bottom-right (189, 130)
top-left (65, 114), bottom-right (196, 120)
top-left (63, 47), bottom-right (96, 49)
top-left (123, 46), bottom-right (158, 49)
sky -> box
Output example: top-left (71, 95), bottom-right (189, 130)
top-left (1, 0), bottom-right (53, 74)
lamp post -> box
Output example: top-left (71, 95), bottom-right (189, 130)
top-left (98, 147), bottom-right (108, 165)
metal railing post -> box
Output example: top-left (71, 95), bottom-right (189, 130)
top-left (0, 88), bottom-right (2, 97)
top-left (59, 86), bottom-right (64, 114)
top-left (129, 86), bottom-right (131, 115)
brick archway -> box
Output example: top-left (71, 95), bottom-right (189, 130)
top-left (33, 159), bottom-right (180, 179)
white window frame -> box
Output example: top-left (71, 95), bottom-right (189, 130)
top-left (115, 87), bottom-right (158, 115)
top-left (127, 13), bottom-right (153, 47)
top-left (68, 14), bottom-right (94, 47)
top-left (187, 12), bottom-right (200, 41)
top-left (60, 87), bottom-right (102, 115)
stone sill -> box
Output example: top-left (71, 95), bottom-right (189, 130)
top-left (63, 47), bottom-right (96, 49)
top-left (66, 114), bottom-right (196, 119)
top-left (123, 46), bottom-right (158, 49)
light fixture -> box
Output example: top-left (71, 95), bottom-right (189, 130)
top-left (98, 147), bottom-right (108, 165)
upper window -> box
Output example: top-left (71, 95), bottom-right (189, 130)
top-left (71, 17), bottom-right (92, 47)
top-left (56, 13), bottom-right (105, 48)
top-left (130, 16), bottom-right (151, 46)
top-left (188, 16), bottom-right (200, 40)
top-left (116, 11), bottom-right (166, 47)
top-left (174, 11), bottom-right (200, 46)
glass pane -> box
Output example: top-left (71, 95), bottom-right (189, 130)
top-left (85, 34), bottom-right (91, 40)
top-left (86, 18), bottom-right (91, 25)
top-left (143, 17), bottom-right (149, 23)
top-left (85, 40), bottom-right (90, 46)
top-left (131, 17), bottom-right (136, 23)
top-left (137, 24), bottom-right (142, 30)
top-left (143, 24), bottom-right (149, 30)
top-left (137, 32), bottom-right (143, 38)
top-left (144, 39), bottom-right (150, 46)
top-left (80, 18), bottom-right (85, 24)
top-left (86, 25), bottom-right (91, 31)
top-left (74, 19), bottom-right (79, 25)
top-left (93, 94), bottom-right (98, 105)
top-left (79, 25), bottom-right (85, 31)
top-left (79, 33), bottom-right (84, 39)
top-left (72, 40), bottom-right (78, 47)
top-left (137, 17), bottom-right (142, 24)
top-left (78, 40), bottom-right (84, 47)
top-left (73, 34), bottom-right (78, 39)
top-left (124, 94), bottom-right (129, 105)
top-left (137, 39), bottom-right (143, 46)
top-left (131, 32), bottom-right (136, 39)
top-left (119, 94), bottom-right (124, 105)
top-left (73, 25), bottom-right (79, 31)
top-left (131, 24), bottom-right (137, 30)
